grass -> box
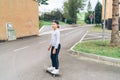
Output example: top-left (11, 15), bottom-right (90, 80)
top-left (90, 24), bottom-right (111, 33)
top-left (39, 20), bottom-right (67, 29)
top-left (39, 20), bottom-right (52, 29)
top-left (73, 40), bottom-right (120, 58)
top-left (77, 20), bottom-right (86, 25)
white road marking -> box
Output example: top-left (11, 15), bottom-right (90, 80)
top-left (70, 31), bottom-right (89, 50)
top-left (39, 26), bottom-right (45, 32)
top-left (39, 31), bottom-right (52, 36)
top-left (59, 28), bottom-right (73, 31)
top-left (14, 46), bottom-right (30, 52)
top-left (14, 40), bottom-right (47, 52)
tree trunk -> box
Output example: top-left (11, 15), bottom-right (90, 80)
top-left (110, 0), bottom-right (120, 46)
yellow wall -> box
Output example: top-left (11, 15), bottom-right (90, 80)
top-left (102, 0), bottom-right (120, 20)
top-left (0, 0), bottom-right (39, 40)
top-left (102, 0), bottom-right (112, 20)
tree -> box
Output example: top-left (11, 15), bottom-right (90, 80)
top-left (51, 9), bottom-right (63, 20)
top-left (110, 0), bottom-right (120, 46)
top-left (85, 12), bottom-right (92, 24)
top-left (38, 0), bottom-right (48, 5)
top-left (85, 0), bottom-right (93, 24)
top-left (63, 0), bottom-right (87, 24)
top-left (95, 1), bottom-right (102, 24)
top-left (87, 0), bottom-right (92, 13)
top-left (40, 9), bottom-right (63, 21)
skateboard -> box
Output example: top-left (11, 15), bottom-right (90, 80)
top-left (46, 70), bottom-right (60, 77)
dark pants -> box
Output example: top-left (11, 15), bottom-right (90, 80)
top-left (51, 44), bottom-right (61, 69)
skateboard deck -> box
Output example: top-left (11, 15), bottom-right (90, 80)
top-left (46, 70), bottom-right (60, 77)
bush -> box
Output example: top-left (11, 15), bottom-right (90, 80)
top-left (85, 12), bottom-right (91, 24)
top-left (66, 19), bottom-right (74, 24)
top-left (84, 11), bottom-right (95, 24)
top-left (39, 9), bottom-right (64, 21)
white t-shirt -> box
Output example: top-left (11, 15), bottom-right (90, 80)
top-left (50, 29), bottom-right (60, 49)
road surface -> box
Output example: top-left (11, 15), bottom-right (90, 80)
top-left (0, 25), bottom-right (120, 80)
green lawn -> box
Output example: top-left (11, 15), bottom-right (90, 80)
top-left (39, 20), bottom-right (52, 29)
top-left (39, 20), bottom-right (67, 29)
top-left (90, 25), bottom-right (111, 33)
top-left (73, 40), bottom-right (120, 58)
top-left (77, 20), bottom-right (86, 25)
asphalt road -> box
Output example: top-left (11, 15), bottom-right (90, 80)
top-left (0, 25), bottom-right (120, 80)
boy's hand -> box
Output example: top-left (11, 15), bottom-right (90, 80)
top-left (48, 47), bottom-right (50, 51)
top-left (48, 45), bottom-right (51, 51)
top-left (53, 48), bottom-right (56, 54)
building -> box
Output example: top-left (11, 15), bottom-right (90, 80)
top-left (0, 0), bottom-right (39, 41)
top-left (102, 0), bottom-right (120, 30)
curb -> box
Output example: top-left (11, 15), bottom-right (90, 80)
top-left (69, 30), bottom-right (120, 67)
top-left (70, 49), bottom-right (120, 67)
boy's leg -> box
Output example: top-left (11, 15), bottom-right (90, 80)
top-left (51, 44), bottom-right (61, 74)
top-left (51, 47), bottom-right (55, 67)
top-left (55, 44), bottom-right (61, 69)
top-left (47, 47), bottom-right (56, 72)
top-left (56, 54), bottom-right (59, 69)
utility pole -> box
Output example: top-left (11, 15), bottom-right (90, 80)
top-left (94, 9), bottom-right (95, 24)
top-left (103, 0), bottom-right (107, 43)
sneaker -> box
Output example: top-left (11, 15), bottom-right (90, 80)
top-left (47, 66), bottom-right (55, 72)
top-left (51, 69), bottom-right (59, 74)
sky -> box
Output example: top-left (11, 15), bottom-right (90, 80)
top-left (39, 0), bottom-right (102, 13)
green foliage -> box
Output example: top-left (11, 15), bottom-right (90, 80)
top-left (39, 20), bottom-right (52, 28)
top-left (95, 1), bottom-right (102, 24)
top-left (84, 1), bottom-right (93, 24)
top-left (63, 0), bottom-right (87, 24)
top-left (77, 13), bottom-right (86, 25)
top-left (87, 0), bottom-right (92, 12)
top-left (40, 9), bottom-right (64, 21)
top-left (85, 12), bottom-right (90, 24)
top-left (84, 11), bottom-right (93, 24)
top-left (85, 1), bottom-right (102, 24)
top-left (38, 0), bottom-right (48, 5)
top-left (90, 25), bottom-right (111, 33)
top-left (66, 19), bottom-right (74, 24)
top-left (39, 20), bottom-right (67, 29)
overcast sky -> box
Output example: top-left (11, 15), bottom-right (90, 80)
top-left (39, 0), bottom-right (102, 13)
